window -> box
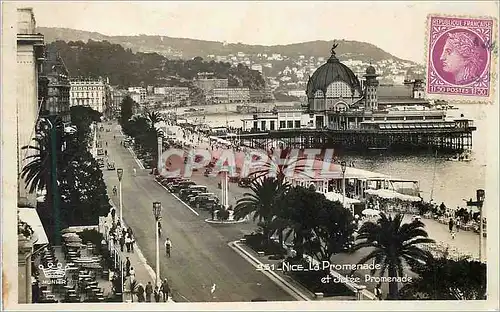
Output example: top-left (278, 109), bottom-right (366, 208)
top-left (280, 121), bottom-right (286, 129)
top-left (261, 121), bottom-right (266, 130)
top-left (253, 121), bottom-right (258, 130)
top-left (287, 121), bottom-right (293, 128)
top-left (295, 120), bottom-right (301, 128)
top-left (270, 120), bottom-right (275, 130)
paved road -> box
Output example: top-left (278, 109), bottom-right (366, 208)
top-left (99, 123), bottom-right (293, 303)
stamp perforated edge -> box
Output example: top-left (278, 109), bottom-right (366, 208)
top-left (424, 13), bottom-right (499, 104)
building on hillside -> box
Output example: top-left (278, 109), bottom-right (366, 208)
top-left (251, 64), bottom-right (263, 73)
top-left (128, 87), bottom-right (147, 104)
top-left (249, 88), bottom-right (274, 103)
top-left (193, 72), bottom-right (229, 94)
top-left (69, 78), bottom-right (106, 113)
top-left (211, 87), bottom-right (250, 104)
top-left (17, 7), bottom-right (45, 209)
top-left (129, 91), bottom-right (141, 107)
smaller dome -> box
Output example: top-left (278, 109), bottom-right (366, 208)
top-left (366, 66), bottom-right (376, 75)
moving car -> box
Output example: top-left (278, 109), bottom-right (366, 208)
top-left (107, 161), bottom-right (116, 170)
top-left (97, 158), bottom-right (105, 168)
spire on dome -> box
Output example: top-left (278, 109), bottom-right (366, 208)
top-left (330, 40), bottom-right (339, 57)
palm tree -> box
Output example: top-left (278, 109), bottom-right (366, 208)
top-left (250, 147), bottom-right (306, 185)
top-left (21, 133), bottom-right (51, 194)
top-left (350, 213), bottom-right (434, 300)
top-left (145, 111), bottom-right (163, 127)
top-left (234, 176), bottom-right (290, 245)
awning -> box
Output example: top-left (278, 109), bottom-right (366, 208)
top-left (18, 208), bottom-right (49, 245)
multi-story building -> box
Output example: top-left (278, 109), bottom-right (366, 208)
top-left (112, 88), bottom-right (128, 113)
top-left (69, 78), bottom-right (106, 113)
top-left (128, 86), bottom-right (147, 104)
top-left (251, 64), bottom-right (263, 73)
top-left (38, 44), bottom-right (71, 122)
top-left (193, 72), bottom-right (229, 94)
top-left (129, 91), bottom-right (141, 105)
top-left (16, 8), bottom-right (45, 304)
top-left (160, 87), bottom-right (190, 104)
top-left (249, 88), bottom-right (274, 103)
top-left (212, 87), bottom-right (250, 104)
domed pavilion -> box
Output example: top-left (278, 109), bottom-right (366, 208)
top-left (305, 43), bottom-right (365, 129)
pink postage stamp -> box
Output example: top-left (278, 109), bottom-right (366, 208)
top-left (426, 14), bottom-right (497, 102)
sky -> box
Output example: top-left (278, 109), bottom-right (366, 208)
top-left (13, 1), bottom-right (500, 63)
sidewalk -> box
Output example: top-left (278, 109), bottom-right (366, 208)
top-left (106, 200), bottom-right (174, 303)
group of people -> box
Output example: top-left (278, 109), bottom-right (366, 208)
top-left (144, 279), bottom-right (171, 302)
top-left (448, 217), bottom-right (463, 239)
top-left (109, 223), bottom-right (136, 253)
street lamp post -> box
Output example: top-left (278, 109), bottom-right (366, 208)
top-left (153, 201), bottom-right (162, 287)
top-left (157, 136), bottom-right (163, 174)
top-left (117, 168), bottom-right (124, 225)
top-left (340, 161), bottom-right (347, 210)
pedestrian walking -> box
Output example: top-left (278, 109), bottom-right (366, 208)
top-left (153, 286), bottom-right (160, 302)
top-left (451, 231), bottom-right (456, 239)
top-left (133, 168), bottom-right (137, 176)
top-left (112, 186), bottom-right (117, 196)
top-left (375, 283), bottom-right (382, 300)
top-left (164, 238), bottom-right (172, 257)
top-left (129, 267), bottom-right (135, 282)
top-left (119, 235), bottom-right (125, 252)
top-left (448, 218), bottom-right (454, 233)
top-left (456, 218), bottom-right (461, 232)
top-left (125, 257), bottom-right (131, 276)
top-left (125, 234), bottom-right (131, 252)
top-left (145, 282), bottom-right (153, 302)
top-left (160, 279), bottom-right (170, 302)
top-left (130, 235), bottom-right (135, 252)
top-left (105, 142), bottom-right (108, 147)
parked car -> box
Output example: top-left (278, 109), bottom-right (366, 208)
top-left (161, 177), bottom-right (185, 186)
top-left (181, 189), bottom-right (202, 201)
top-left (169, 180), bottom-right (195, 193)
top-left (173, 181), bottom-right (196, 193)
top-left (188, 185), bottom-right (207, 193)
top-left (192, 195), bottom-right (219, 210)
top-left (188, 193), bottom-right (216, 205)
top-left (238, 177), bottom-right (252, 187)
top-left (97, 148), bottom-right (104, 156)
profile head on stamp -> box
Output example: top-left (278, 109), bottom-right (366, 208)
top-left (437, 31), bottom-right (486, 85)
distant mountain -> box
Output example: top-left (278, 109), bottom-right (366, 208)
top-left (37, 27), bottom-right (412, 63)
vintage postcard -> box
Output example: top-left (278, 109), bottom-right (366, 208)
top-left (1, 1), bottom-right (499, 311)
top-left (426, 14), bottom-right (498, 103)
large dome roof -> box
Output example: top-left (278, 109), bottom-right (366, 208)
top-left (306, 52), bottom-right (362, 99)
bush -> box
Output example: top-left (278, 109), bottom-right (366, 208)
top-left (218, 209), bottom-right (230, 221)
top-left (244, 233), bottom-right (286, 256)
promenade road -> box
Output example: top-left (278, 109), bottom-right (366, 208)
top-left (100, 123), bottom-right (293, 303)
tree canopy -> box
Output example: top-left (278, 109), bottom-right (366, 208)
top-left (47, 40), bottom-right (266, 89)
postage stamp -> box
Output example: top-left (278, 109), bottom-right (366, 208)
top-left (426, 14), bottom-right (498, 103)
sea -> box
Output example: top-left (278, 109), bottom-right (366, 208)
top-left (163, 103), bottom-right (494, 212)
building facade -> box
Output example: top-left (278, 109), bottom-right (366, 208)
top-left (111, 88), bottom-right (127, 114)
top-left (128, 87), bottom-right (146, 104)
top-left (69, 78), bottom-right (106, 113)
top-left (38, 44), bottom-right (71, 122)
top-left (193, 72), bottom-right (229, 94)
top-left (212, 87), bottom-right (250, 104)
top-left (17, 8), bottom-right (45, 207)
top-left (17, 8), bottom-right (45, 304)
